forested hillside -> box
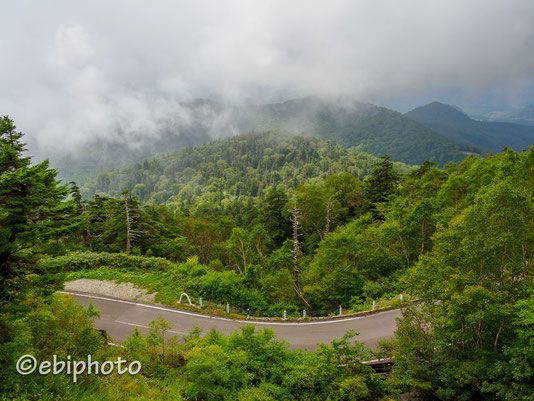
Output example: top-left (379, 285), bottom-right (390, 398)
top-left (52, 97), bottom-right (477, 180)
top-left (235, 97), bottom-right (479, 165)
top-left (81, 131), bottom-right (412, 212)
top-left (406, 101), bottom-right (534, 153)
top-left (2, 116), bottom-right (533, 399)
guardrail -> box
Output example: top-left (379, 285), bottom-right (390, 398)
top-left (177, 293), bottom-right (410, 319)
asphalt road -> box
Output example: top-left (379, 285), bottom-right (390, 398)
top-left (64, 291), bottom-right (402, 350)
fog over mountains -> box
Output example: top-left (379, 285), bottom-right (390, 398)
top-left (2, 1), bottom-right (534, 178)
top-left (45, 95), bottom-right (534, 181)
top-left (478, 104), bottom-right (534, 126)
top-left (48, 97), bottom-right (482, 179)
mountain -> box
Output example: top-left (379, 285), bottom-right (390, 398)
top-left (405, 102), bottom-right (534, 153)
top-left (81, 131), bottom-right (413, 207)
top-left (232, 97), bottom-right (478, 166)
top-left (54, 97), bottom-right (477, 181)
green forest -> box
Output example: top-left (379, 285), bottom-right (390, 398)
top-left (1, 116), bottom-right (533, 400)
top-left (222, 97), bottom-right (478, 166)
top-left (50, 97), bottom-right (479, 181)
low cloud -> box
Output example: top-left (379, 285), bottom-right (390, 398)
top-left (1, 0), bottom-right (534, 159)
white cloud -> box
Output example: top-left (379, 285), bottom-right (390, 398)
top-left (1, 0), bottom-right (534, 158)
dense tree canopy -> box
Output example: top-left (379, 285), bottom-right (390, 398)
top-left (0, 117), bottom-right (78, 304)
top-left (1, 118), bottom-right (533, 399)
top-left (391, 149), bottom-right (534, 400)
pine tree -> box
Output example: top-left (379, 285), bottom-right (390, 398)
top-left (363, 154), bottom-right (400, 218)
top-left (0, 117), bottom-right (75, 303)
top-left (85, 192), bottom-right (146, 253)
top-left (261, 190), bottom-right (291, 246)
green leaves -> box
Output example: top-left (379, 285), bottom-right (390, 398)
top-left (0, 117), bottom-right (74, 303)
top-left (0, 116), bottom-right (30, 172)
top-left (0, 293), bottom-right (107, 396)
top-left (483, 283), bottom-right (534, 399)
top-left (176, 325), bottom-right (386, 401)
top-left (364, 155), bottom-right (400, 205)
top-left (396, 165), bottom-right (534, 398)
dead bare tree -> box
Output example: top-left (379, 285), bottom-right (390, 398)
top-left (325, 196), bottom-right (332, 237)
top-left (123, 192), bottom-right (145, 254)
top-left (290, 197), bottom-right (309, 306)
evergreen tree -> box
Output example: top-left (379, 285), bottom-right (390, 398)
top-left (363, 154), bottom-right (400, 217)
top-left (0, 117), bottom-right (75, 303)
top-left (260, 189), bottom-right (291, 246)
top-left (85, 191), bottom-right (146, 253)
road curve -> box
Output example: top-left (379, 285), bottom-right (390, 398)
top-left (64, 290), bottom-right (402, 350)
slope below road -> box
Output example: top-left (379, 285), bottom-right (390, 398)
top-left (64, 290), bottom-right (402, 350)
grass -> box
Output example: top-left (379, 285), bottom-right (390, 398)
top-left (65, 267), bottom-right (414, 321)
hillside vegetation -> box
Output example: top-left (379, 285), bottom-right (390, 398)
top-left (81, 131), bottom-right (412, 210)
top-left (2, 115), bottom-right (533, 399)
top-left (52, 97), bottom-right (477, 180)
top-left (406, 101), bottom-right (534, 153)
top-left (237, 97), bottom-right (478, 165)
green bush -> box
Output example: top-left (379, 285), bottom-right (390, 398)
top-left (42, 251), bottom-right (171, 273)
top-left (190, 271), bottom-right (268, 311)
top-left (269, 302), bottom-right (299, 313)
top-left (0, 293), bottom-right (108, 399)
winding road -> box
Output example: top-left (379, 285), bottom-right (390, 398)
top-left (64, 290), bottom-right (402, 350)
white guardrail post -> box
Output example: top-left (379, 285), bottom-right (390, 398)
top-left (177, 294), bottom-right (399, 317)
top-left (178, 293), bottom-right (192, 305)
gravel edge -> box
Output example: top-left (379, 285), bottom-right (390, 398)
top-left (64, 279), bottom-right (156, 303)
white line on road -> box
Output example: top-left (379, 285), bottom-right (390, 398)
top-left (115, 320), bottom-right (188, 335)
top-left (62, 291), bottom-right (398, 326)
top-left (115, 320), bottom-right (150, 329)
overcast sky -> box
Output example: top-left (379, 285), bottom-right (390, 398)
top-left (2, 0), bottom-right (534, 156)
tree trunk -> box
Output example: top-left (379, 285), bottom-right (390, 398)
top-left (325, 196), bottom-right (332, 238)
top-left (291, 197), bottom-right (309, 306)
top-left (125, 197), bottom-right (131, 254)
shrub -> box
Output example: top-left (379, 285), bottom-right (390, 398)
top-left (41, 251), bottom-right (172, 272)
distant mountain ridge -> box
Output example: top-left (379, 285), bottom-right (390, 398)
top-left (231, 97), bottom-right (479, 166)
top-left (55, 97), bottom-right (479, 182)
top-left (405, 102), bottom-right (534, 153)
top-left (405, 102), bottom-right (471, 123)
